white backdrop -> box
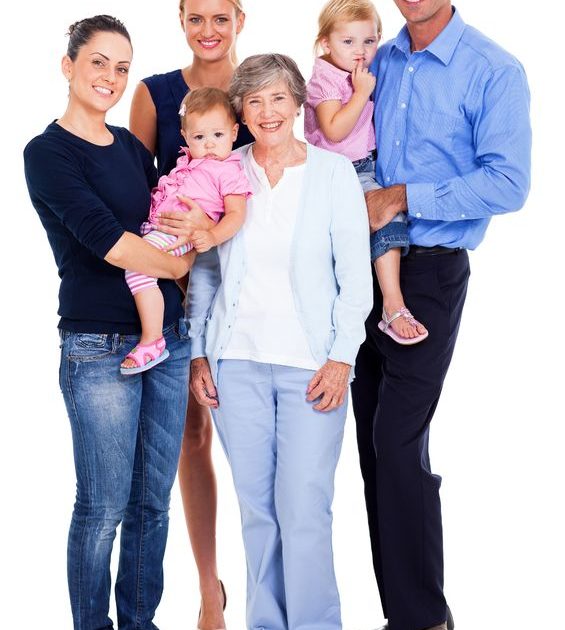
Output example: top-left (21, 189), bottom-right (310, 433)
top-left (2, 1), bottom-right (563, 628)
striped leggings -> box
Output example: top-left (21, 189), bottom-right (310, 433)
top-left (125, 229), bottom-right (190, 296)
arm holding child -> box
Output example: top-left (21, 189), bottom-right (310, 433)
top-left (192, 194), bottom-right (247, 253)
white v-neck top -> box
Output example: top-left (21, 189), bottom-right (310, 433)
top-left (222, 150), bottom-right (319, 370)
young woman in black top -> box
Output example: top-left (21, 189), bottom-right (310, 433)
top-left (129, 2), bottom-right (251, 627)
top-left (24, 16), bottom-right (207, 629)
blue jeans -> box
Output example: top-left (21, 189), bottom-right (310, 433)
top-left (353, 156), bottom-right (410, 260)
top-left (212, 360), bottom-right (347, 630)
top-left (59, 319), bottom-right (190, 630)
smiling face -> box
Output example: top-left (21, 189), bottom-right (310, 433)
top-left (181, 106), bottom-right (238, 160)
top-left (180, 0), bottom-right (244, 62)
top-left (241, 79), bottom-right (300, 151)
top-left (62, 31), bottom-right (132, 114)
top-left (322, 20), bottom-right (380, 72)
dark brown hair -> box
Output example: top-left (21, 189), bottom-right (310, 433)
top-left (66, 15), bottom-right (131, 60)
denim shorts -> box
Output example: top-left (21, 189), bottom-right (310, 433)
top-left (353, 155), bottom-right (410, 260)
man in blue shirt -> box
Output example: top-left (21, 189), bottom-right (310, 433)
top-left (350, 2), bottom-right (531, 629)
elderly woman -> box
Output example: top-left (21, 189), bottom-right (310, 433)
top-left (187, 54), bottom-right (372, 630)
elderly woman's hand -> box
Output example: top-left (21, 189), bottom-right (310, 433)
top-left (190, 357), bottom-right (219, 408)
top-left (156, 196), bottom-right (216, 252)
top-left (306, 359), bottom-right (350, 412)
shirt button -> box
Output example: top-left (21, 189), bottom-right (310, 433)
top-left (416, 212), bottom-right (422, 218)
top-left (408, 66), bottom-right (414, 72)
top-left (386, 176), bottom-right (391, 182)
top-left (461, 213), bottom-right (466, 218)
top-left (400, 102), bottom-right (407, 109)
top-left (395, 140), bottom-right (400, 146)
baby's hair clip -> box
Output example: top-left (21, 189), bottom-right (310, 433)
top-left (178, 103), bottom-right (186, 117)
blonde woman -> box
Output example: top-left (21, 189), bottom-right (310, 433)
top-left (129, 2), bottom-right (251, 628)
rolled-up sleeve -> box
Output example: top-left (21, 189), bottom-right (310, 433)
top-left (407, 63), bottom-right (531, 222)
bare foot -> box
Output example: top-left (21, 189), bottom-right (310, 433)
top-left (383, 304), bottom-right (428, 340)
top-left (198, 580), bottom-right (226, 630)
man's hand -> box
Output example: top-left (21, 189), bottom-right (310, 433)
top-left (306, 359), bottom-right (351, 412)
top-left (365, 185), bottom-right (407, 232)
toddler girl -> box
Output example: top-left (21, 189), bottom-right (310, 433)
top-left (304, 0), bottom-right (427, 344)
top-left (121, 87), bottom-right (252, 374)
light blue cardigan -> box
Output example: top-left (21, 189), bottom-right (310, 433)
top-left (186, 143), bottom-right (373, 383)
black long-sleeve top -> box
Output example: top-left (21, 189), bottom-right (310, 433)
top-left (24, 122), bottom-right (183, 334)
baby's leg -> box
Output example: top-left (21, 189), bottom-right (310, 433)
top-left (122, 230), bottom-right (185, 370)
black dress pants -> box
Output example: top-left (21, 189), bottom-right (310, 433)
top-left (351, 248), bottom-right (470, 630)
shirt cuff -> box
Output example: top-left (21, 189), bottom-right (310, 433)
top-left (406, 182), bottom-right (436, 220)
top-left (328, 336), bottom-right (356, 367)
top-left (190, 336), bottom-right (206, 360)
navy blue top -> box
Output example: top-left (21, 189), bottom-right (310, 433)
top-left (143, 69), bottom-right (254, 177)
top-left (24, 122), bottom-right (184, 334)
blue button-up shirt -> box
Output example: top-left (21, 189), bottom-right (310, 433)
top-left (371, 8), bottom-right (531, 249)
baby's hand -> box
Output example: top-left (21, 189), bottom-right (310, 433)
top-left (191, 229), bottom-right (216, 253)
top-left (352, 63), bottom-right (376, 100)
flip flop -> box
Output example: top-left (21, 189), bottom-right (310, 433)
top-left (378, 307), bottom-right (429, 345)
top-left (120, 336), bottom-right (169, 375)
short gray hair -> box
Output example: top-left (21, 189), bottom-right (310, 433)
top-left (229, 54), bottom-right (307, 116)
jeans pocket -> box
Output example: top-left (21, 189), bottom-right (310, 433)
top-left (68, 333), bottom-right (113, 362)
top-left (174, 317), bottom-right (190, 341)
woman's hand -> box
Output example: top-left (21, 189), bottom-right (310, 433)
top-left (190, 357), bottom-right (219, 408)
top-left (156, 196), bottom-right (215, 253)
top-left (306, 359), bottom-right (350, 412)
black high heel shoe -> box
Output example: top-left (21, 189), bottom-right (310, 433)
top-left (197, 580), bottom-right (227, 630)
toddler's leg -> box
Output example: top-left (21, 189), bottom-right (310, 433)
top-left (374, 250), bottom-right (428, 341)
top-left (369, 212), bottom-right (427, 343)
top-left (358, 162), bottom-right (427, 343)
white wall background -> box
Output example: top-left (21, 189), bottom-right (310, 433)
top-left (2, 1), bottom-right (563, 628)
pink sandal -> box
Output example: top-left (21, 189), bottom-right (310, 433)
top-left (378, 307), bottom-right (429, 345)
top-left (120, 337), bottom-right (169, 375)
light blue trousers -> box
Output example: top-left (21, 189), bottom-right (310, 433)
top-left (212, 359), bottom-right (347, 630)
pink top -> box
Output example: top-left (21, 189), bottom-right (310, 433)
top-left (304, 57), bottom-right (376, 162)
top-left (147, 148), bottom-right (253, 226)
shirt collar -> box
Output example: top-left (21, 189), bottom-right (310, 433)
top-left (314, 56), bottom-right (351, 79)
top-left (176, 146), bottom-right (242, 170)
top-left (392, 6), bottom-right (466, 66)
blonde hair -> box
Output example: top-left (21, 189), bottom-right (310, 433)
top-left (179, 0), bottom-right (243, 17)
top-left (179, 87), bottom-right (237, 130)
top-left (314, 0), bottom-right (382, 53)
